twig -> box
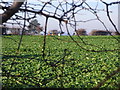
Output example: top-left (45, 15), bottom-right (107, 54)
top-left (93, 67), bottom-right (120, 88)
top-left (42, 17), bottom-right (48, 60)
top-left (17, 1), bottom-right (27, 51)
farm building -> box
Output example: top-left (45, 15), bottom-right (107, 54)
top-left (47, 30), bottom-right (66, 36)
top-left (0, 25), bottom-right (7, 35)
top-left (48, 30), bottom-right (59, 35)
top-left (8, 27), bottom-right (22, 35)
top-left (0, 25), bottom-right (22, 35)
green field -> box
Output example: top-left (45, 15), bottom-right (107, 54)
top-left (2, 35), bottom-right (120, 88)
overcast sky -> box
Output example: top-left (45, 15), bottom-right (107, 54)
top-left (1, 0), bottom-right (119, 34)
top-left (35, 0), bottom-right (119, 34)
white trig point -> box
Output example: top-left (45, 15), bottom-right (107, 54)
top-left (58, 33), bottom-right (61, 36)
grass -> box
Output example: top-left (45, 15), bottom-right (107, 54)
top-left (2, 35), bottom-right (120, 88)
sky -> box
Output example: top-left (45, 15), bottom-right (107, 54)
top-left (1, 0), bottom-right (119, 34)
top-left (35, 0), bottom-right (119, 34)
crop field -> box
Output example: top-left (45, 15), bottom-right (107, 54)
top-left (2, 35), bottom-right (120, 88)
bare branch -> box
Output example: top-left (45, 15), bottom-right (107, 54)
top-left (0, 0), bottom-right (25, 24)
top-left (93, 67), bottom-right (120, 89)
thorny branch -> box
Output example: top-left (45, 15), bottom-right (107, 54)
top-left (42, 17), bottom-right (48, 60)
top-left (17, 1), bottom-right (27, 51)
top-left (1, 0), bottom-right (120, 88)
top-left (100, 0), bottom-right (120, 35)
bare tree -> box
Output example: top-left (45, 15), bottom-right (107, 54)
top-left (1, 0), bottom-right (120, 89)
top-left (0, 0), bottom-right (25, 24)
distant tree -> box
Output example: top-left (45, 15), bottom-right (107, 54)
top-left (75, 29), bottom-right (87, 36)
top-left (113, 32), bottom-right (120, 35)
top-left (27, 19), bottom-right (43, 35)
top-left (90, 30), bottom-right (111, 36)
